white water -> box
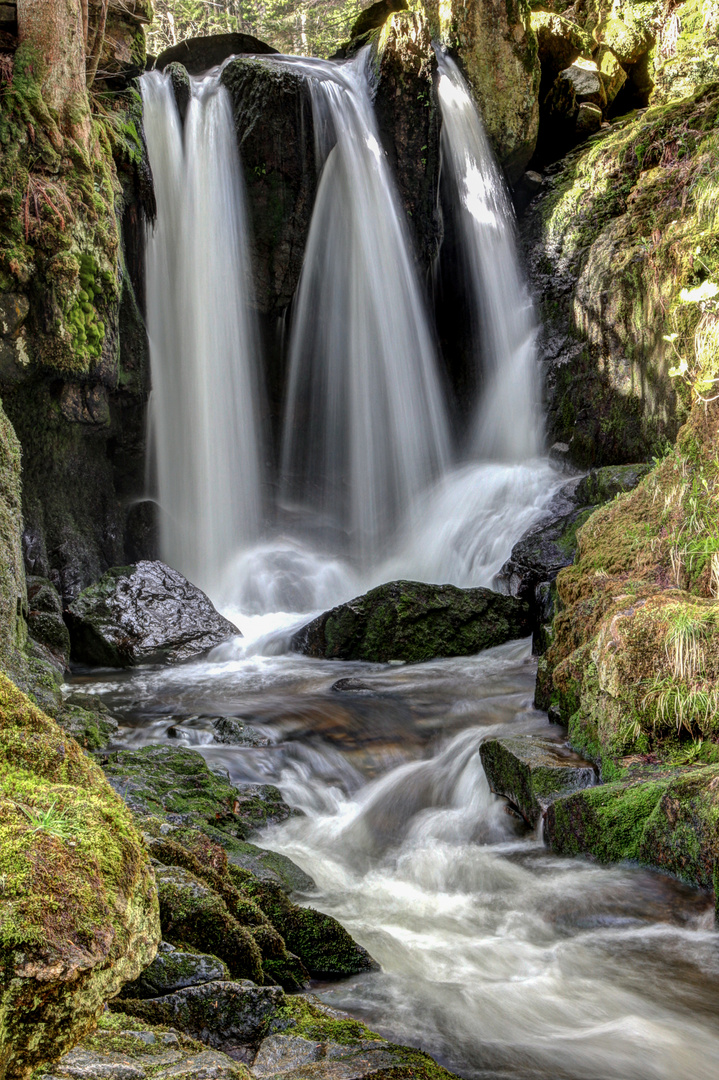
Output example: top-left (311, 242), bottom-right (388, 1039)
top-left (141, 69), bottom-right (265, 596)
top-left (436, 51), bottom-right (542, 462)
top-left (278, 52), bottom-right (451, 566)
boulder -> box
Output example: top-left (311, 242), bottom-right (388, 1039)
top-left (43, 1011), bottom-right (250, 1080)
top-left (210, 716), bottom-right (270, 747)
top-left (531, 11), bottom-right (594, 81)
top-left (155, 32), bottom-right (277, 74)
top-left (575, 101), bottom-right (603, 137)
top-left (480, 735), bottom-right (596, 826)
top-left (66, 561), bottom-right (239, 667)
top-left (115, 980), bottom-right (285, 1054)
top-left (598, 12), bottom-right (654, 66)
top-left (293, 580), bottom-right (532, 663)
top-left (99, 745), bottom-right (309, 890)
top-left (119, 942), bottom-right (230, 1000)
top-left (56, 691), bottom-right (119, 751)
top-left (0, 673), bottom-right (160, 1080)
top-left (595, 44), bottom-right (628, 105)
top-left (546, 765), bottom-right (719, 889)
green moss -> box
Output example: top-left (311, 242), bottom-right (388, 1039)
top-left (547, 777), bottom-right (669, 862)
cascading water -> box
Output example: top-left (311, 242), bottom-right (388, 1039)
top-left (435, 50), bottom-right (542, 462)
top-left (141, 69), bottom-right (265, 596)
top-left (278, 52), bottom-right (450, 566)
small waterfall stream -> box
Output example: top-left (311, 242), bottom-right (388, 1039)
top-left (436, 51), bottom-right (542, 462)
top-left (279, 52), bottom-right (450, 565)
top-left (141, 69), bottom-right (265, 596)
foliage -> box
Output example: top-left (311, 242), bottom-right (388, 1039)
top-left (146, 0), bottom-right (370, 58)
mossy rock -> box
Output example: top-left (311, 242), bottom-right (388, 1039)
top-left (55, 691), bottom-right (119, 752)
top-left (480, 735), bottom-right (596, 825)
top-left (293, 580), bottom-right (532, 663)
top-left (546, 764), bottom-right (719, 890)
top-left (42, 1009), bottom-right (250, 1080)
top-left (0, 398), bottom-right (25, 671)
top-left (239, 876), bottom-right (376, 979)
top-left (119, 941), bottom-right (230, 999)
top-left (0, 672), bottom-right (160, 1079)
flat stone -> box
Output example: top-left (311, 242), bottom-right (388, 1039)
top-left (480, 735), bottom-right (596, 826)
top-left (49, 1050), bottom-right (146, 1080)
top-left (158, 1049), bottom-right (249, 1080)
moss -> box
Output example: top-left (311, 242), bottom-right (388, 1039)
top-left (547, 776), bottom-right (669, 862)
top-left (0, 672), bottom-right (159, 1078)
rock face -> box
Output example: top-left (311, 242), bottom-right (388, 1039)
top-left (0, 400), bottom-right (24, 670)
top-left (480, 735), bottom-right (596, 825)
top-left (426, 0), bottom-right (540, 181)
top-left (294, 580), bottom-right (532, 663)
top-left (66, 561), bottom-right (239, 667)
top-left (0, 673), bottom-right (160, 1080)
top-left (523, 83), bottom-right (719, 467)
top-left (156, 32), bottom-right (278, 73)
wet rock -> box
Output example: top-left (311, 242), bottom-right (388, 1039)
top-left (26, 575), bottom-right (70, 667)
top-left (100, 745), bottom-right (308, 890)
top-left (44, 1013), bottom-right (249, 1080)
top-left (293, 580), bottom-right (533, 663)
top-left (119, 942), bottom-right (230, 1000)
top-left (432, 0), bottom-right (540, 181)
top-left (0, 673), bottom-right (160, 1080)
top-left (114, 980), bottom-right (284, 1054)
top-left (498, 464), bottom-right (653, 620)
top-left (221, 59), bottom-right (317, 320)
top-left (211, 716), bottom-right (270, 747)
top-left (66, 561), bottom-right (239, 667)
top-left (480, 735), bottom-right (596, 826)
top-left (56, 691), bottom-right (119, 751)
top-left (155, 32), bottom-right (277, 74)
top-left (331, 678), bottom-right (374, 695)
top-left (374, 11), bottom-right (440, 268)
top-left (545, 765), bottom-right (719, 890)
top-left (240, 877), bottom-right (376, 979)
top-left (166, 62), bottom-right (191, 122)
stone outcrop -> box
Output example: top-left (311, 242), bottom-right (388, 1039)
top-left (293, 580), bottom-right (533, 663)
top-left (0, 673), bottom-right (160, 1079)
top-left (66, 561), bottom-right (239, 667)
top-left (480, 734), bottom-right (596, 825)
top-left (156, 32), bottom-right (278, 74)
top-left (523, 82), bottom-right (719, 466)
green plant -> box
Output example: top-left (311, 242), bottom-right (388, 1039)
top-left (18, 800), bottom-right (76, 842)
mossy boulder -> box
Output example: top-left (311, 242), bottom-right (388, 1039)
top-left (119, 941), bottom-right (230, 1000)
top-left (480, 735), bottom-right (596, 825)
top-left (55, 691), bottom-right (119, 751)
top-left (531, 10), bottom-right (594, 81)
top-left (42, 1009), bottom-right (250, 1080)
top-left (0, 672), bottom-right (160, 1079)
top-left (66, 561), bottom-right (239, 667)
top-left (653, 0), bottom-right (719, 105)
top-left (546, 764), bottom-right (719, 889)
top-left (293, 580), bottom-right (533, 663)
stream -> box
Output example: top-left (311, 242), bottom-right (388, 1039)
top-left (72, 615), bottom-right (719, 1080)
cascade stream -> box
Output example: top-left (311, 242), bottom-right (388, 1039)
top-left (96, 47), bottom-right (719, 1080)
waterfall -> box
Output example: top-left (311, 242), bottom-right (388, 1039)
top-left (278, 52), bottom-right (451, 567)
top-left (141, 69), bottom-right (265, 596)
top-left (435, 51), bottom-right (542, 462)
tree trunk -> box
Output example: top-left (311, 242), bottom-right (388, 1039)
top-left (16, 0), bottom-right (92, 157)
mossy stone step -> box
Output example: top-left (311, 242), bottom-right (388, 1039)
top-left (480, 735), bottom-right (597, 825)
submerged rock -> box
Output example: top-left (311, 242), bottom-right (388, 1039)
top-left (66, 561), bottom-right (239, 667)
top-left (293, 580), bottom-right (532, 663)
top-left (0, 674), bottom-right (160, 1079)
top-left (480, 735), bottom-right (596, 826)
